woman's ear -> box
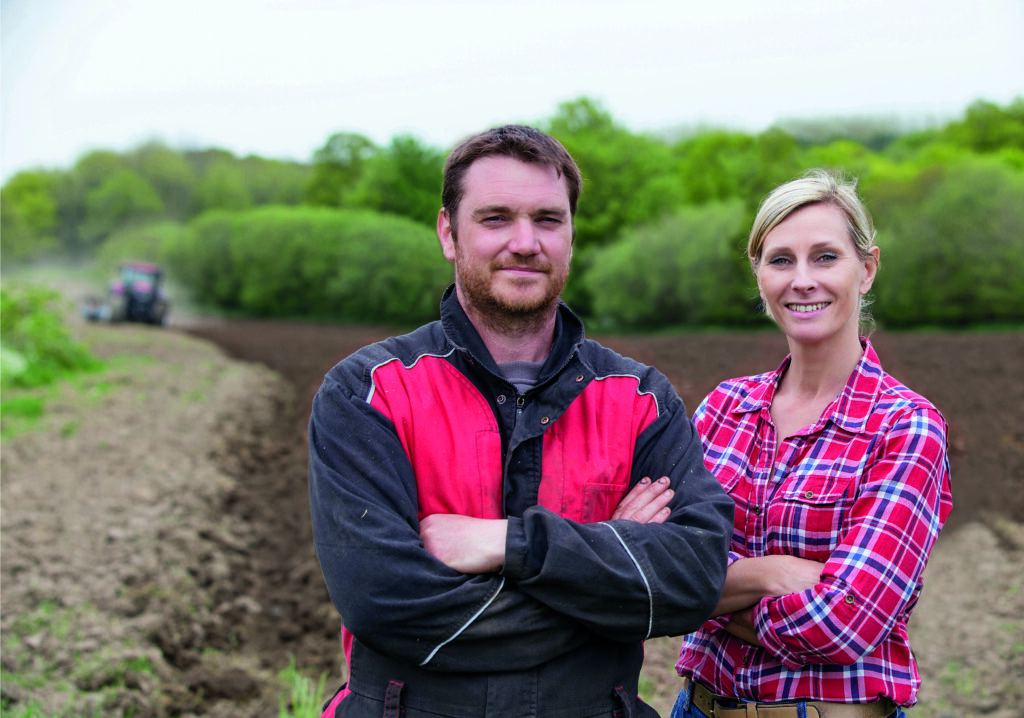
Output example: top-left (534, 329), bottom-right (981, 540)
top-left (860, 246), bottom-right (880, 294)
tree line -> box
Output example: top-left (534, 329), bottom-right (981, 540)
top-left (3, 97), bottom-right (1023, 328)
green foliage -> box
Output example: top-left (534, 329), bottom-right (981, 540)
top-left (1, 394), bottom-right (45, 423)
top-left (96, 220), bottom-right (192, 272)
top-left (81, 169), bottom-right (164, 247)
top-left (548, 97), bottom-right (686, 246)
top-left (546, 97), bottom-right (699, 311)
top-left (775, 114), bottom-right (912, 151)
top-left (305, 132), bottom-right (377, 206)
top-left (4, 96), bottom-right (1023, 328)
top-left (585, 201), bottom-right (756, 328)
top-left (277, 656), bottom-right (327, 718)
top-left (888, 98), bottom-right (1024, 159)
top-left (128, 141), bottom-right (197, 219)
top-left (0, 285), bottom-right (104, 390)
top-left (1, 170), bottom-right (60, 262)
top-left (193, 158), bottom-right (253, 212)
top-left (73, 150), bottom-right (129, 186)
top-left (170, 206), bottom-right (450, 323)
top-left (671, 128), bottom-right (802, 209)
top-left (873, 158), bottom-right (1024, 326)
top-left (344, 134), bottom-right (444, 226)
top-left (239, 155), bottom-right (310, 206)
top-left (944, 98), bottom-right (1024, 153)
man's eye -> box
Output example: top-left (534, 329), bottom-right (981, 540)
top-left (537, 217), bottom-right (562, 225)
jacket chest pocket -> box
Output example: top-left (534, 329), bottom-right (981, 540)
top-left (537, 427), bottom-right (632, 523)
top-left (765, 473), bottom-right (855, 560)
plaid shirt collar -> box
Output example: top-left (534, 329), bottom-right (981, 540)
top-left (733, 338), bottom-right (884, 435)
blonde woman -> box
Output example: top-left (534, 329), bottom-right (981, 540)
top-left (663, 170), bottom-right (951, 718)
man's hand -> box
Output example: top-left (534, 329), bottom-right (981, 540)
top-left (611, 477), bottom-right (674, 523)
top-left (420, 514), bottom-right (508, 573)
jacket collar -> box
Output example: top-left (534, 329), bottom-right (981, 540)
top-left (438, 284), bottom-right (586, 385)
top-left (735, 338), bottom-right (885, 435)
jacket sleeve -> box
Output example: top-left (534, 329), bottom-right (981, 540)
top-left (309, 360), bottom-right (589, 671)
top-left (753, 405), bottom-right (952, 668)
top-left (502, 374), bottom-right (734, 641)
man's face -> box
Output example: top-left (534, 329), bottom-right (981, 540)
top-left (437, 156), bottom-right (573, 324)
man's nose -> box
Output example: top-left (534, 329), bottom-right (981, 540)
top-left (507, 218), bottom-right (540, 254)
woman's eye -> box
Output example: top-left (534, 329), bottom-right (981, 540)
top-left (818, 253), bottom-right (838, 263)
top-left (767, 256), bottom-right (789, 265)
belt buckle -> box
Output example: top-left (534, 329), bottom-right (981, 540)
top-left (685, 677), bottom-right (717, 718)
top-left (717, 700), bottom-right (802, 718)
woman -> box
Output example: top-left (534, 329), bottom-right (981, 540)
top-left (669, 170), bottom-right (952, 718)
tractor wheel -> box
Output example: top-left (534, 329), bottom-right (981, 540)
top-left (150, 301), bottom-right (169, 326)
top-left (108, 295), bottom-right (127, 323)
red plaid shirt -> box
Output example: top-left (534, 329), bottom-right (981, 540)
top-left (676, 340), bottom-right (952, 706)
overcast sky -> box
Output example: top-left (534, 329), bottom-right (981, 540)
top-left (3, 0), bottom-right (1022, 180)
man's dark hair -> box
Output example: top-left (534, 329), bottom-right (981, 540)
top-left (441, 125), bottom-right (582, 237)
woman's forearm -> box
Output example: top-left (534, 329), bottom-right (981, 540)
top-left (712, 555), bottom-right (823, 617)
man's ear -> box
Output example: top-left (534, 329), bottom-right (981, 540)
top-left (437, 208), bottom-right (456, 262)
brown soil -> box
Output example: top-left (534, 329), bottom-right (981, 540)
top-left (2, 312), bottom-right (1022, 717)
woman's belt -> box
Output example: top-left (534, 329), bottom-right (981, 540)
top-left (682, 677), bottom-right (896, 718)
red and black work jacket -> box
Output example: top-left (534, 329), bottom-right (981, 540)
top-left (309, 285), bottom-right (733, 717)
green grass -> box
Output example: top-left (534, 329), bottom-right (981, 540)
top-left (1, 393), bottom-right (46, 420)
top-left (940, 660), bottom-right (978, 697)
top-left (1, 354), bottom-right (153, 439)
top-left (2, 600), bottom-right (80, 715)
top-left (277, 657), bottom-right (327, 718)
top-left (1, 599), bottom-right (168, 718)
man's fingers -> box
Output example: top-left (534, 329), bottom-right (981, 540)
top-left (612, 477), bottom-right (651, 516)
top-left (613, 477), bottom-right (673, 523)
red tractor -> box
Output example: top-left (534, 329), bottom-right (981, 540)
top-left (83, 261), bottom-right (170, 325)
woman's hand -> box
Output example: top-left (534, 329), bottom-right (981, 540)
top-left (612, 477), bottom-right (674, 524)
top-left (755, 555), bottom-right (824, 596)
top-left (713, 555), bottom-right (824, 616)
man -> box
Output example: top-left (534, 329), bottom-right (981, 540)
top-left (309, 125), bottom-right (733, 717)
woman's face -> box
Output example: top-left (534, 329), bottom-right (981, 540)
top-left (756, 203), bottom-right (878, 349)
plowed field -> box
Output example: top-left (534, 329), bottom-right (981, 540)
top-left (2, 314), bottom-right (1021, 717)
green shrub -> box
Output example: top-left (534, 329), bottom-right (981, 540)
top-left (96, 220), bottom-right (192, 273)
top-left (0, 286), bottom-right (104, 389)
top-left (584, 201), bottom-right (758, 329)
top-left (873, 158), bottom-right (1024, 326)
top-left (171, 206), bottom-right (450, 323)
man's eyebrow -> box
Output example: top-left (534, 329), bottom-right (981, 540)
top-left (534, 207), bottom-right (570, 218)
top-left (471, 204), bottom-right (513, 217)
top-left (470, 205), bottom-right (570, 219)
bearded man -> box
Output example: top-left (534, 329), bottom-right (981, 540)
top-left (309, 125), bottom-right (733, 718)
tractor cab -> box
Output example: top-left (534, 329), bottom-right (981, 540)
top-left (104, 261), bottom-right (170, 325)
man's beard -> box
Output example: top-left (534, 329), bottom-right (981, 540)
top-left (455, 258), bottom-right (568, 337)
